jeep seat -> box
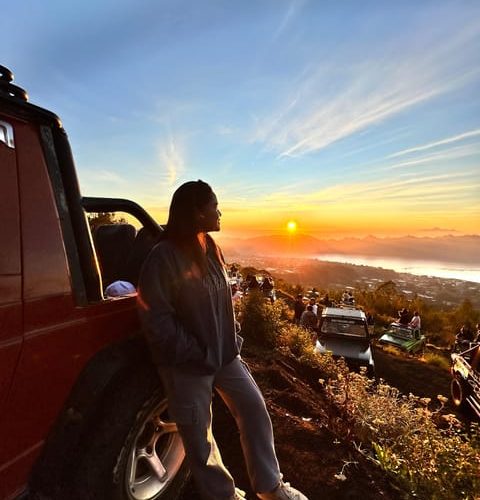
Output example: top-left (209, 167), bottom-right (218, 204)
top-left (94, 224), bottom-right (136, 288)
top-left (125, 227), bottom-right (160, 286)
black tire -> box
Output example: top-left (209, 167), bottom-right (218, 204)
top-left (450, 376), bottom-right (469, 410)
top-left (69, 368), bottom-right (190, 500)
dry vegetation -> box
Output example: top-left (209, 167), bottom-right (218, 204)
top-left (238, 290), bottom-right (480, 500)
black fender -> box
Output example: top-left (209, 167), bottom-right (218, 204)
top-left (29, 334), bottom-right (159, 498)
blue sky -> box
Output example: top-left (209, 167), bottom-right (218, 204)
top-left (2, 0), bottom-right (479, 238)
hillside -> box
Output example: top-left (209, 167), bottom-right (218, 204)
top-left (179, 343), bottom-right (465, 500)
top-left (174, 270), bottom-right (479, 499)
top-left (180, 347), bottom-right (402, 500)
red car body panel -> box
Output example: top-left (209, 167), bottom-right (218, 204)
top-left (0, 111), bottom-right (142, 498)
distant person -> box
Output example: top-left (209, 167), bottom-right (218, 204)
top-left (261, 276), bottom-right (274, 291)
top-left (456, 323), bottom-right (473, 344)
top-left (138, 180), bottom-right (308, 500)
top-left (293, 294), bottom-right (305, 325)
top-left (321, 293), bottom-right (332, 307)
top-left (300, 305), bottom-right (318, 332)
top-left (454, 323), bottom-right (474, 352)
top-left (398, 308), bottom-right (410, 326)
top-left (459, 323), bottom-right (473, 340)
top-left (246, 274), bottom-right (260, 291)
top-left (474, 323), bottom-right (480, 344)
top-left (341, 290), bottom-right (349, 303)
top-left (308, 297), bottom-right (318, 315)
top-left (231, 283), bottom-right (243, 306)
top-left (409, 311), bottom-right (421, 330)
top-left (261, 276), bottom-right (276, 303)
top-left (231, 283), bottom-right (244, 324)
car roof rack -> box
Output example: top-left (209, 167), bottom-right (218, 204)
top-left (0, 65), bottom-right (29, 101)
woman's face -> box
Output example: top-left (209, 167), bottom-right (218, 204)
top-left (198, 193), bottom-right (221, 232)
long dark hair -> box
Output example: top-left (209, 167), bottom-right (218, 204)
top-left (164, 180), bottom-right (223, 275)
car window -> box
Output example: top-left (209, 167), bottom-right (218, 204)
top-left (391, 325), bottom-right (414, 338)
top-left (321, 318), bottom-right (366, 337)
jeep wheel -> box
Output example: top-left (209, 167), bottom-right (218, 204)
top-left (115, 390), bottom-right (187, 500)
top-left (69, 367), bottom-right (189, 500)
top-left (451, 377), bottom-right (469, 410)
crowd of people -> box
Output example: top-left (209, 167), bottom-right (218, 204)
top-left (228, 268), bottom-right (278, 304)
top-left (293, 293), bottom-right (348, 334)
top-left (397, 307), bottom-right (422, 330)
top-left (341, 289), bottom-right (355, 305)
top-left (227, 269), bottom-right (480, 358)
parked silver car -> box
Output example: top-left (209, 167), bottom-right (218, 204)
top-left (315, 307), bottom-right (375, 376)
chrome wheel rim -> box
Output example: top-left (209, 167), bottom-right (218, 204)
top-left (125, 398), bottom-right (185, 500)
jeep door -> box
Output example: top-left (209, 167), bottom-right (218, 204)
top-left (0, 116), bottom-right (24, 499)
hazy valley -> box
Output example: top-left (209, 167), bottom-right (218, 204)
top-left (224, 253), bottom-right (480, 310)
top-left (220, 233), bottom-right (480, 265)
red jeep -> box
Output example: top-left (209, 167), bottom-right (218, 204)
top-left (0, 66), bottom-right (188, 500)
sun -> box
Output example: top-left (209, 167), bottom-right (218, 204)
top-left (287, 220), bottom-right (297, 234)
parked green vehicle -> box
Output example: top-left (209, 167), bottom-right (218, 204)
top-left (378, 322), bottom-right (426, 354)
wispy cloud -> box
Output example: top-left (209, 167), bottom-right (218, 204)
top-left (388, 128), bottom-right (480, 158)
top-left (252, 18), bottom-right (480, 159)
top-left (272, 0), bottom-right (304, 41)
top-left (156, 134), bottom-right (185, 186)
top-left (382, 143), bottom-right (480, 170)
top-left (236, 169), bottom-right (479, 213)
top-left (421, 227), bottom-right (458, 233)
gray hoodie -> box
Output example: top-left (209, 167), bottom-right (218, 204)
top-left (138, 238), bottom-right (241, 374)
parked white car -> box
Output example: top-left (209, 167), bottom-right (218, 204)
top-left (315, 307), bottom-right (375, 377)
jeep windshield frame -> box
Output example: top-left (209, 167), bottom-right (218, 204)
top-left (319, 317), bottom-right (369, 338)
top-left (387, 324), bottom-right (417, 340)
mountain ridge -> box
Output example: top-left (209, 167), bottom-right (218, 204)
top-left (218, 234), bottom-right (480, 265)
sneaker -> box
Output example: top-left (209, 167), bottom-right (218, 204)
top-left (257, 481), bottom-right (308, 500)
top-left (233, 486), bottom-right (247, 499)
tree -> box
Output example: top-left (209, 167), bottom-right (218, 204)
top-left (87, 212), bottom-right (127, 233)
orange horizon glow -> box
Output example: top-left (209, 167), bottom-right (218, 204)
top-left (138, 204), bottom-right (478, 240)
top-left (135, 207), bottom-right (478, 241)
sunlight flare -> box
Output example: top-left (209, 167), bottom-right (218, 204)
top-left (287, 220), bottom-right (298, 234)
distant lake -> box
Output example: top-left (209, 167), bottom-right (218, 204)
top-left (314, 254), bottom-right (480, 283)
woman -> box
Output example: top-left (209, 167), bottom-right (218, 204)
top-left (408, 311), bottom-right (421, 330)
top-left (138, 180), bottom-right (308, 500)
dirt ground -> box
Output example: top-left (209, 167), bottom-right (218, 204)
top-left (179, 347), bottom-right (420, 500)
top-left (373, 347), bottom-right (452, 401)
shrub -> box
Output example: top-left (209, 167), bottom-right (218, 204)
top-left (240, 290), bottom-right (287, 348)
top-left (275, 322), bottom-right (480, 499)
top-left (323, 371), bottom-right (480, 499)
top-left (241, 281), bottom-right (480, 498)
top-left (277, 323), bottom-right (313, 359)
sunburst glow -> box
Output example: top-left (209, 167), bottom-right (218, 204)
top-left (287, 220), bottom-right (297, 234)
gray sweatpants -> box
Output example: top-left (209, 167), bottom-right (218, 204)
top-left (160, 356), bottom-right (281, 500)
